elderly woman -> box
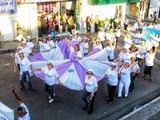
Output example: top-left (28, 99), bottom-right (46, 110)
top-left (82, 69), bottom-right (98, 114)
top-left (34, 61), bottom-right (61, 103)
top-left (104, 62), bottom-right (118, 103)
top-left (14, 51), bottom-right (33, 91)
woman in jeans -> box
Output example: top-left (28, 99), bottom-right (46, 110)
top-left (14, 51), bottom-right (33, 91)
top-left (82, 69), bottom-right (98, 114)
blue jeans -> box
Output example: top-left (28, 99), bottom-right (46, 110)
top-left (19, 71), bottom-right (32, 89)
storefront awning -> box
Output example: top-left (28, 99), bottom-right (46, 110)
top-left (88, 0), bottom-right (140, 5)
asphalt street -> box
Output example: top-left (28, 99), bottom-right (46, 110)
top-left (0, 37), bottom-right (160, 120)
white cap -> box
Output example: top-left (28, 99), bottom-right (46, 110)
top-left (56, 34), bottom-right (60, 37)
top-left (87, 69), bottom-right (94, 74)
top-left (47, 61), bottom-right (53, 65)
top-left (18, 50), bottom-right (23, 54)
top-left (48, 35), bottom-right (52, 37)
top-left (124, 60), bottom-right (130, 64)
top-left (27, 36), bottom-right (31, 39)
top-left (111, 62), bottom-right (117, 67)
top-left (21, 41), bottom-right (26, 44)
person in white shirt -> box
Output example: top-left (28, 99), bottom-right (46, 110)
top-left (129, 57), bottom-right (140, 92)
top-left (16, 52), bottom-right (33, 91)
top-left (124, 17), bottom-right (129, 30)
top-left (93, 40), bottom-right (103, 50)
top-left (82, 37), bottom-right (89, 56)
top-left (145, 37), bottom-right (154, 50)
top-left (82, 69), bottom-right (98, 114)
top-left (134, 30), bottom-right (142, 45)
top-left (104, 62), bottom-right (118, 103)
top-left (118, 60), bottom-right (132, 98)
top-left (143, 47), bottom-right (156, 81)
top-left (36, 38), bottom-right (51, 53)
top-left (47, 35), bottom-right (56, 48)
top-left (124, 33), bottom-right (132, 49)
top-left (106, 29), bottom-right (116, 44)
top-left (35, 61), bottom-right (61, 103)
top-left (11, 86), bottom-right (30, 120)
top-left (105, 42), bottom-right (115, 61)
top-left (26, 36), bottom-right (34, 55)
top-left (115, 27), bottom-right (121, 48)
top-left (14, 46), bottom-right (22, 71)
top-left (21, 41), bottom-right (31, 58)
top-left (134, 20), bottom-right (139, 32)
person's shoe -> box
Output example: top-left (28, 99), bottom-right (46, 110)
top-left (88, 108), bottom-right (93, 114)
top-left (20, 88), bottom-right (25, 91)
top-left (48, 95), bottom-right (51, 99)
top-left (82, 105), bottom-right (89, 110)
top-left (27, 88), bottom-right (33, 91)
top-left (49, 98), bottom-right (54, 103)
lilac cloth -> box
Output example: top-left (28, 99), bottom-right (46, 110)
top-left (29, 53), bottom-right (46, 62)
top-left (86, 49), bottom-right (100, 57)
top-left (57, 40), bottom-right (71, 59)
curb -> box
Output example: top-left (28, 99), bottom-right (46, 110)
top-left (0, 48), bottom-right (16, 54)
top-left (119, 96), bottom-right (160, 120)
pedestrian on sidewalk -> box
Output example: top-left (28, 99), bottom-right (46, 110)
top-left (33, 61), bottom-right (62, 103)
top-left (14, 51), bottom-right (33, 91)
top-left (82, 69), bottom-right (98, 114)
top-left (103, 62), bottom-right (118, 103)
top-left (124, 17), bottom-right (129, 30)
top-left (11, 85), bottom-right (30, 120)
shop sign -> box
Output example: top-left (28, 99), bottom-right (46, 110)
top-left (0, 0), bottom-right (17, 14)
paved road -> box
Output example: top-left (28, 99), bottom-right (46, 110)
top-left (0, 38), bottom-right (160, 120)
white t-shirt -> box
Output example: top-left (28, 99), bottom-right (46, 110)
top-left (74, 36), bottom-right (82, 43)
top-left (15, 52), bottom-right (20, 64)
top-left (47, 40), bottom-right (56, 48)
top-left (39, 41), bottom-right (51, 52)
top-left (120, 67), bottom-right (131, 82)
top-left (19, 57), bottom-right (31, 75)
top-left (105, 46), bottom-right (115, 60)
top-left (82, 42), bottom-right (89, 54)
top-left (42, 67), bottom-right (59, 86)
top-left (131, 63), bottom-right (140, 72)
top-left (145, 53), bottom-right (155, 66)
top-left (93, 43), bottom-right (103, 50)
top-left (26, 42), bottom-right (34, 52)
top-left (137, 49), bottom-right (146, 59)
top-left (106, 68), bottom-right (118, 86)
top-left (118, 51), bottom-right (125, 61)
top-left (18, 103), bottom-right (30, 120)
top-left (85, 76), bottom-right (98, 93)
top-left (22, 47), bottom-right (31, 57)
top-left (124, 38), bottom-right (132, 48)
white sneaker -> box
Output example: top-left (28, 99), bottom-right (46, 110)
top-left (49, 99), bottom-right (54, 103)
top-left (48, 95), bottom-right (51, 99)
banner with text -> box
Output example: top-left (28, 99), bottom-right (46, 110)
top-left (0, 0), bottom-right (17, 14)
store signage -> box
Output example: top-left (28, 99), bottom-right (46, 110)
top-left (0, 0), bottom-right (17, 14)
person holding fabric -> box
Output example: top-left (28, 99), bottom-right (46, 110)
top-left (105, 42), bottom-right (115, 61)
top-left (129, 57), bottom-right (140, 92)
top-left (82, 69), bottom-right (98, 114)
top-left (34, 61), bottom-right (61, 103)
top-left (36, 37), bottom-right (51, 53)
top-left (14, 51), bottom-right (33, 91)
top-left (104, 62), bottom-right (118, 103)
top-left (81, 37), bottom-right (89, 56)
top-left (21, 41), bottom-right (31, 58)
top-left (143, 46), bottom-right (156, 81)
top-left (11, 86), bottom-right (30, 120)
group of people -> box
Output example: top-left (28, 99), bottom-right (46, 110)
top-left (13, 17), bottom-right (160, 118)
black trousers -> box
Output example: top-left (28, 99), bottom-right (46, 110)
top-left (82, 90), bottom-right (97, 110)
top-left (44, 83), bottom-right (55, 99)
top-left (144, 65), bottom-right (153, 78)
top-left (107, 84), bottom-right (117, 102)
top-left (124, 24), bottom-right (128, 30)
top-left (129, 74), bottom-right (137, 91)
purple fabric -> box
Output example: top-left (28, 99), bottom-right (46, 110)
top-left (86, 48), bottom-right (100, 57)
top-left (55, 61), bottom-right (72, 76)
top-left (57, 40), bottom-right (70, 59)
top-left (74, 61), bottom-right (87, 86)
top-left (69, 52), bottom-right (77, 62)
top-left (29, 53), bottom-right (46, 62)
top-left (70, 41), bottom-right (78, 47)
top-left (34, 71), bottom-right (45, 81)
